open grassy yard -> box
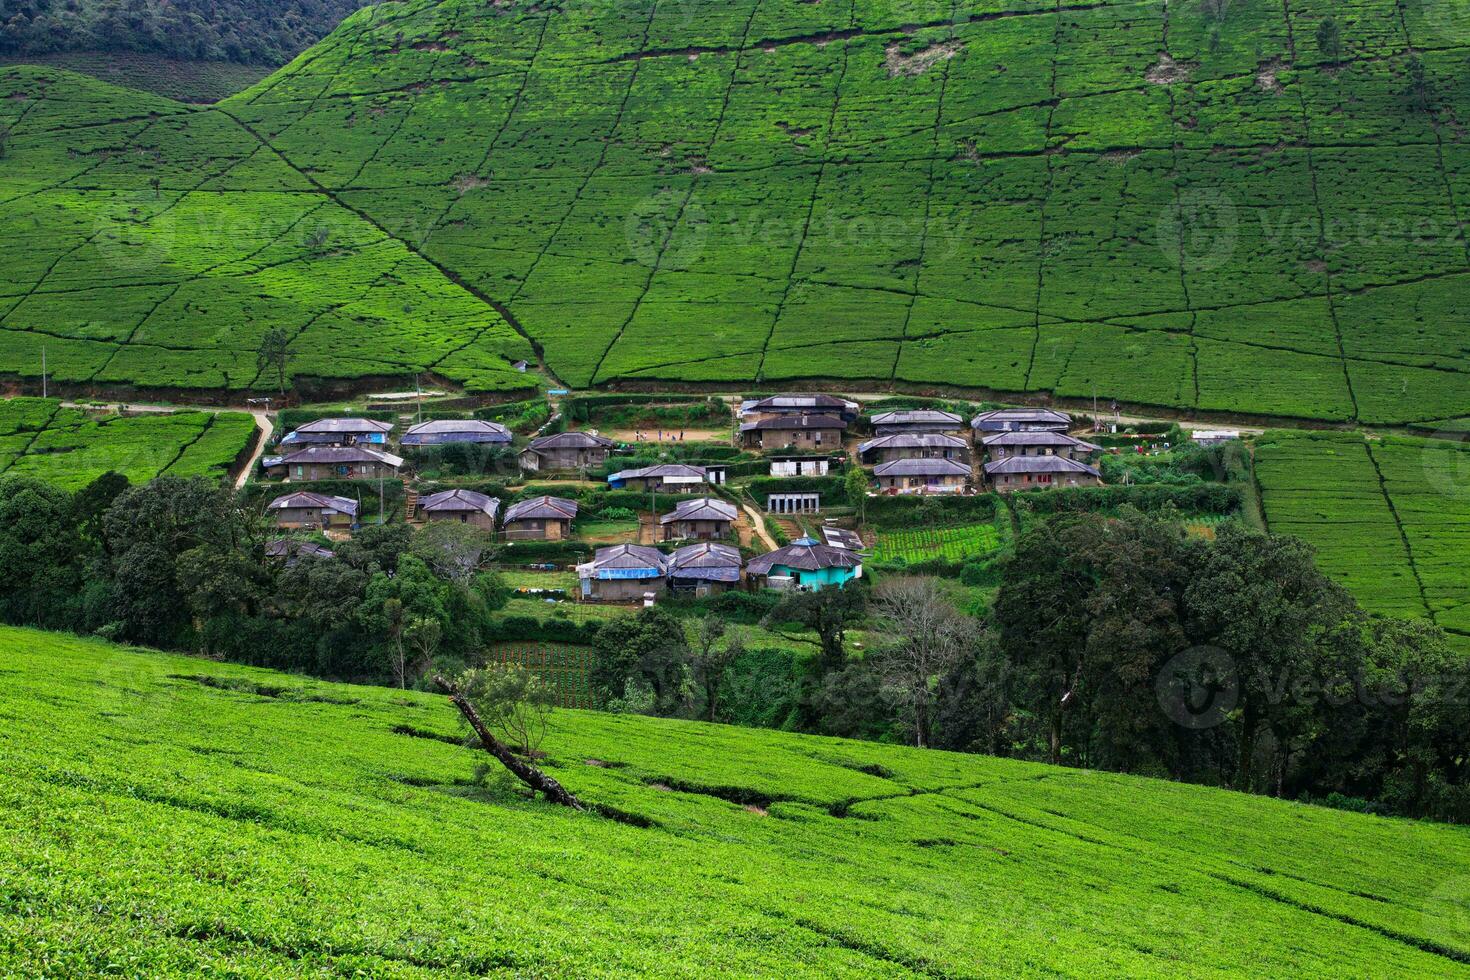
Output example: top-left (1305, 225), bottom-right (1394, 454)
top-left (4, 626), bottom-right (1470, 975)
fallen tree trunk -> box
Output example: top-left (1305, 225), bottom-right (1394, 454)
top-left (434, 674), bottom-right (585, 810)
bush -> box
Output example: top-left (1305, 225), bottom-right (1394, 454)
top-left (1015, 483), bottom-right (1241, 515)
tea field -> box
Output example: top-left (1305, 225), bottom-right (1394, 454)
top-left (0, 397), bottom-right (255, 489)
top-left (1255, 429), bottom-right (1470, 653)
top-left (1, 0), bottom-right (1468, 424)
top-left (4, 626), bottom-right (1470, 974)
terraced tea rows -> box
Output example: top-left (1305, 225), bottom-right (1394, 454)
top-left (0, 397), bottom-right (255, 489)
top-left (1255, 429), bottom-right (1470, 651)
top-left (5, 626), bottom-right (1470, 975)
top-left (3, 0), bottom-right (1469, 424)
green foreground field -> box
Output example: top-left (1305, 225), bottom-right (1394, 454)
top-left (2, 0), bottom-right (1470, 423)
top-left (1256, 429), bottom-right (1470, 652)
top-left (4, 626), bottom-right (1470, 975)
top-left (0, 397), bottom-right (255, 490)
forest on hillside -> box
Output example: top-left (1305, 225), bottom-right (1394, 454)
top-left (0, 0), bottom-right (369, 63)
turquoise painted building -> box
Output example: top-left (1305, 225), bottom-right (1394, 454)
top-left (746, 537), bottom-right (862, 591)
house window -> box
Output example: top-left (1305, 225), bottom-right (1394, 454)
top-left (1038, 475), bottom-right (1053, 485)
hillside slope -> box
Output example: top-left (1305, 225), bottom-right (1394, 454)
top-left (2, 0), bottom-right (1470, 422)
top-left (4, 626), bottom-right (1470, 974)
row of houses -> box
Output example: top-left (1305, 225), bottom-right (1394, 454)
top-left (577, 535), bottom-right (862, 601)
top-left (269, 488), bottom-right (739, 544)
top-left (268, 490), bottom-right (579, 540)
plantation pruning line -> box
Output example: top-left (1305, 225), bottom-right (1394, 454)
top-left (434, 674), bottom-right (585, 810)
top-left (890, 0), bottom-right (960, 383)
top-left (1159, 0), bottom-right (1201, 409)
top-left (1021, 0), bottom-right (1065, 392)
top-left (755, 0), bottom-right (857, 382)
top-left (217, 108), bottom-right (567, 389)
top-left (588, 0), bottom-right (766, 386)
top-left (1393, 4), bottom-right (1470, 272)
top-left (506, 0), bottom-right (664, 308)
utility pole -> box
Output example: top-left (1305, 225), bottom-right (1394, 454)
top-left (379, 474), bottom-right (385, 524)
top-left (414, 373), bottom-right (423, 425)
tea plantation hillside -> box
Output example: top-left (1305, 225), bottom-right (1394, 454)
top-left (3, 0), bottom-right (1470, 424)
top-left (5, 626), bottom-right (1470, 974)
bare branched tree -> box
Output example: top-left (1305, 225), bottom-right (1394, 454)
top-left (871, 577), bottom-right (974, 748)
top-left (409, 521), bottom-right (498, 584)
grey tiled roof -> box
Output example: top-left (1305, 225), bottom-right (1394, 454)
top-left (668, 542), bottom-right (743, 581)
top-left (504, 495), bottom-right (578, 523)
top-left (739, 414), bottom-right (847, 432)
top-left (419, 489), bottom-right (499, 517)
top-left (267, 491), bottom-right (358, 516)
top-left (276, 446), bottom-right (404, 468)
top-left (984, 455), bottom-right (1102, 477)
top-left (747, 538), bottom-right (862, 575)
top-left (294, 418), bottom-right (395, 434)
top-left (873, 457), bottom-right (971, 477)
top-left (982, 431), bottom-right (1101, 451)
top-left (528, 431), bottom-right (616, 450)
top-left (660, 497), bottom-right (738, 524)
top-left (858, 433), bottom-right (968, 453)
top-left (869, 410), bottom-right (964, 426)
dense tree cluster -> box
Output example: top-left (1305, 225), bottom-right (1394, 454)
top-left (0, 473), bottom-right (505, 685)
top-left (0, 0), bottom-right (368, 64)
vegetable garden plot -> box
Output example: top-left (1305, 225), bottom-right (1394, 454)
top-left (873, 522), bottom-right (1002, 564)
top-left (487, 642), bottom-right (596, 709)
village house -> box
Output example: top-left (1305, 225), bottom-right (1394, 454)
top-left (607, 463), bottom-right (714, 493)
top-left (660, 496), bottom-right (737, 541)
top-left (746, 537), bottom-right (862, 591)
top-left (577, 544), bottom-right (668, 602)
top-left (981, 431), bottom-right (1101, 462)
top-left (416, 488), bottom-right (499, 528)
top-left (984, 455), bottom-right (1103, 492)
top-left (868, 409), bottom-right (966, 437)
top-left (667, 542), bottom-right (744, 596)
top-left (738, 414), bottom-right (846, 451)
top-left (264, 539), bottom-right (336, 564)
top-left (502, 495), bottom-right (578, 541)
top-left (768, 454), bottom-right (838, 477)
top-left (279, 418), bottom-right (393, 448)
top-left (858, 433), bottom-right (969, 465)
top-left (400, 419), bottom-right (512, 446)
top-left (970, 408), bottom-right (1072, 433)
top-left (519, 431), bottom-right (616, 471)
top-left (266, 491), bottom-right (359, 530)
top-left (873, 457), bottom-right (971, 493)
top-left (265, 446), bottom-right (404, 481)
top-left (739, 393), bottom-right (860, 423)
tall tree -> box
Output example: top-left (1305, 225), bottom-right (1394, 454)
top-left (256, 327), bottom-right (292, 397)
top-left (870, 577), bottom-right (973, 748)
